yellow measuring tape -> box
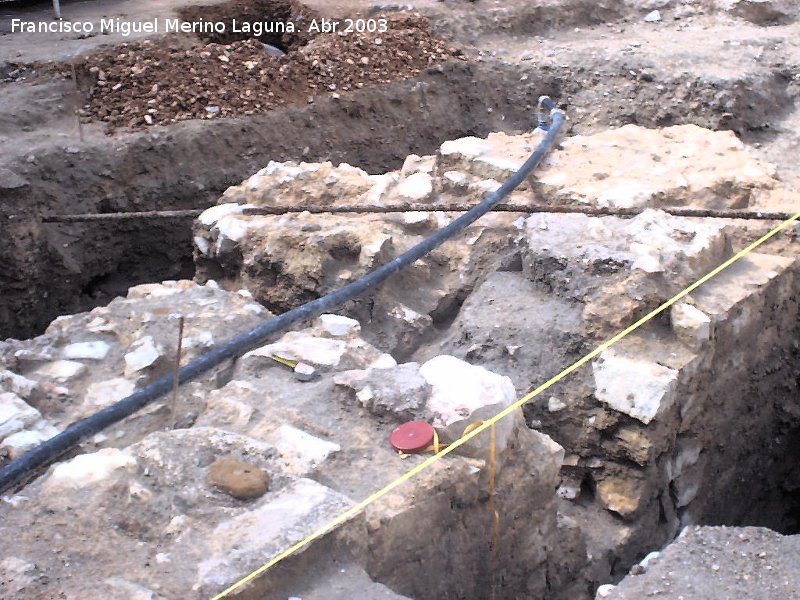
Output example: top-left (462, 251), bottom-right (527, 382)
top-left (211, 211), bottom-right (800, 600)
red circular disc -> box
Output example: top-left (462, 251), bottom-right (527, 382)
top-left (390, 421), bottom-right (435, 453)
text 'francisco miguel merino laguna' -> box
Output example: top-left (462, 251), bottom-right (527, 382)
top-left (11, 17), bottom-right (389, 37)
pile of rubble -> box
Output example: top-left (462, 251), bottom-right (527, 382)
top-left (80, 12), bottom-right (465, 131)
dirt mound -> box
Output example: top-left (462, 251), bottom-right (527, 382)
top-left (78, 13), bottom-right (465, 132)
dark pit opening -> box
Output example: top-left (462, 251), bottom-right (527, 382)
top-left (177, 0), bottom-right (317, 50)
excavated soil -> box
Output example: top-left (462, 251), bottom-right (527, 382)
top-left (79, 12), bottom-right (464, 131)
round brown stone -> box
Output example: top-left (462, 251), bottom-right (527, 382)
top-left (208, 457), bottom-right (269, 500)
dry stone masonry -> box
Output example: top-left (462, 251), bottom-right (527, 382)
top-left (1, 123), bottom-right (798, 599)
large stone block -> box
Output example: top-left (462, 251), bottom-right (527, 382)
top-left (592, 350), bottom-right (679, 424)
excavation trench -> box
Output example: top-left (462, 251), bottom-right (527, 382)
top-left (2, 8), bottom-right (800, 595)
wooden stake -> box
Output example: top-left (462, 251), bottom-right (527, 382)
top-left (171, 316), bottom-right (185, 428)
top-left (70, 62), bottom-right (84, 142)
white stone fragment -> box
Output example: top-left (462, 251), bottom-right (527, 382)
top-left (1, 425), bottom-right (59, 459)
top-left (671, 303), bottom-right (712, 348)
top-left (644, 9), bottom-right (661, 21)
top-left (0, 371), bottom-right (37, 399)
top-left (592, 350), bottom-right (678, 424)
top-left (318, 314), bottom-right (361, 337)
top-left (198, 202), bottom-right (244, 227)
top-left (395, 172), bottom-right (433, 201)
top-left (35, 360), bottom-right (87, 382)
top-left (246, 334), bottom-right (348, 368)
top-left (63, 341), bottom-right (111, 361)
top-left (124, 337), bottom-right (162, 375)
top-left (0, 393), bottom-right (41, 440)
top-left (402, 211), bottom-right (431, 226)
top-left (270, 424), bottom-right (341, 475)
top-left (43, 448), bottom-right (137, 492)
top-left (369, 353), bottom-right (398, 370)
top-left (85, 378), bottom-right (136, 408)
top-left (596, 584), bottom-right (616, 598)
top-left (440, 136), bottom-right (492, 160)
top-left (194, 235), bottom-right (210, 256)
top-left (214, 216), bottom-right (251, 254)
top-left (183, 331), bottom-right (215, 349)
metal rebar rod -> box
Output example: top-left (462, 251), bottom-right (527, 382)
top-left (32, 205), bottom-right (800, 223)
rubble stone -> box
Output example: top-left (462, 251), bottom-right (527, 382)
top-left (334, 362), bottom-right (431, 421)
top-left (596, 476), bottom-right (646, 519)
top-left (671, 302), bottom-right (712, 349)
top-left (0, 370), bottom-right (37, 398)
top-left (317, 314), bottom-right (361, 338)
top-left (123, 336), bottom-right (162, 375)
top-left (208, 457), bottom-right (270, 500)
top-left (1, 425), bottom-right (59, 460)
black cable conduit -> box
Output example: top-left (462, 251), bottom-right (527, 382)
top-left (0, 97), bottom-right (565, 494)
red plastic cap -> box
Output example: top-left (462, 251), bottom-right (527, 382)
top-left (390, 421), bottom-right (435, 453)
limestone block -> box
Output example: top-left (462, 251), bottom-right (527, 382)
top-left (334, 362), bottom-right (431, 421)
top-left (62, 341), bottom-right (111, 361)
top-left (42, 448), bottom-right (137, 494)
top-left (596, 476), bottom-right (646, 519)
top-left (536, 125), bottom-right (776, 209)
top-left (419, 355), bottom-right (516, 455)
top-left (195, 478), bottom-right (353, 591)
top-left (317, 314), bottom-right (361, 338)
top-left (592, 350), bottom-right (679, 424)
top-left (268, 424), bottom-right (341, 476)
top-left (0, 393), bottom-right (41, 440)
top-left (671, 303), bottom-right (712, 349)
top-left (84, 378), bottom-right (136, 409)
top-left (124, 336), bottom-right (162, 376)
top-left (35, 360), bottom-right (86, 382)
